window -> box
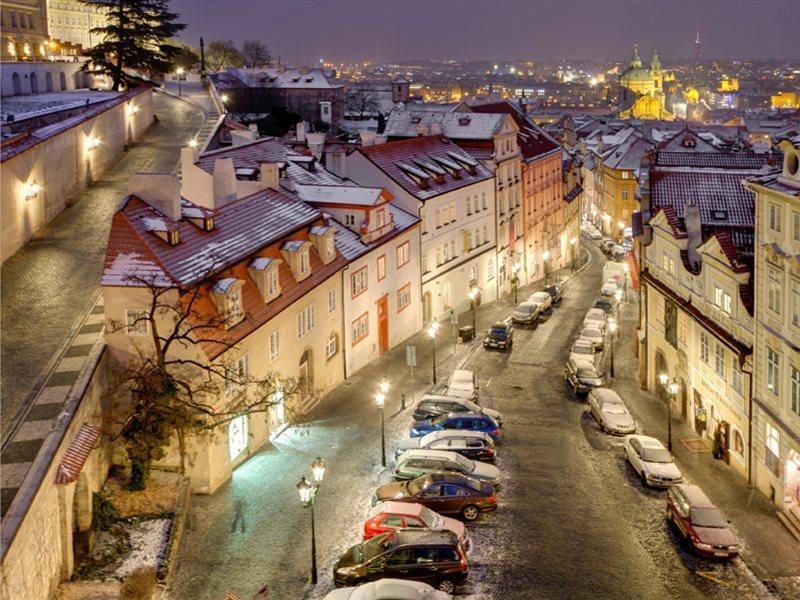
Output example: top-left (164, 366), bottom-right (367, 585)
top-left (327, 288), bottom-right (336, 314)
top-left (397, 241), bottom-right (410, 268)
top-left (664, 300), bottom-right (678, 348)
top-left (267, 268), bottom-right (279, 297)
top-left (125, 308), bottom-right (148, 336)
top-left (449, 203), bottom-right (456, 222)
top-left (794, 212), bottom-right (800, 242)
top-left (466, 197), bottom-right (473, 215)
top-left (482, 191), bottom-right (487, 210)
top-left (767, 267), bottom-right (782, 314)
top-left (449, 239), bottom-right (456, 260)
top-left (767, 348), bottom-right (780, 395)
top-left (435, 208), bottom-right (442, 228)
top-left (699, 331), bottom-right (709, 363)
top-left (345, 213), bottom-right (356, 226)
top-left (351, 267), bottom-right (368, 297)
top-left (765, 423), bottom-right (780, 476)
top-left (375, 208), bottom-right (385, 228)
top-left (352, 313), bottom-right (369, 344)
top-left (769, 203), bottom-right (782, 232)
top-left (299, 249), bottom-right (310, 275)
top-left (487, 258), bottom-right (495, 281)
top-left (435, 246), bottom-right (442, 266)
top-left (722, 291), bottom-right (732, 315)
top-left (226, 288), bottom-right (244, 323)
top-left (420, 208), bottom-right (427, 234)
top-left (422, 253), bottom-right (428, 274)
top-left (792, 279), bottom-right (800, 328)
top-left (482, 225), bottom-right (488, 245)
top-left (296, 304), bottom-right (315, 339)
top-left (442, 281), bottom-right (453, 309)
top-left (397, 283), bottom-right (411, 312)
top-left (442, 242), bottom-right (450, 262)
top-left (732, 364), bottom-right (743, 396)
top-left (225, 354), bottom-right (249, 398)
top-left (715, 343), bottom-right (725, 378)
top-left (377, 255), bottom-right (386, 281)
top-left (326, 332), bottom-right (338, 359)
top-left (791, 366), bottom-right (800, 417)
top-left (269, 330), bottom-right (279, 362)
top-left (228, 415), bottom-right (248, 460)
top-left (621, 190), bottom-right (628, 200)
top-left (621, 171), bottom-right (630, 179)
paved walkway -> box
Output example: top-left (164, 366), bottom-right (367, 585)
top-left (161, 80), bottom-right (222, 152)
top-left (1, 93), bottom-right (205, 444)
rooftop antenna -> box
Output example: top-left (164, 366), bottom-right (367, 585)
top-left (694, 27), bottom-right (703, 62)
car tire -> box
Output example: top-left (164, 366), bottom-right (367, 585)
top-left (438, 578), bottom-right (456, 594)
top-left (640, 471), bottom-right (647, 486)
top-left (461, 505), bottom-right (480, 521)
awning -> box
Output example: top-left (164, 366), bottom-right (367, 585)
top-left (54, 424), bottom-right (101, 484)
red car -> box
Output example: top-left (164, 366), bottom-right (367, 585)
top-left (363, 501), bottom-right (471, 551)
top-left (666, 484), bottom-right (739, 559)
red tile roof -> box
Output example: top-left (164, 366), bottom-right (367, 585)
top-left (470, 100), bottom-right (561, 161)
top-left (356, 136), bottom-right (493, 201)
top-left (55, 424), bottom-right (101, 484)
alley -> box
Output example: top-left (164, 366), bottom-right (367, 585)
top-left (0, 93), bottom-right (204, 441)
top-left (171, 240), bottom-right (786, 599)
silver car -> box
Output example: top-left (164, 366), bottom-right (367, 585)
top-left (579, 326), bottom-right (605, 351)
top-left (587, 388), bottom-right (635, 435)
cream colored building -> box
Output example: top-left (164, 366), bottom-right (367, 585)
top-left (744, 138), bottom-right (800, 515)
top-left (1, 0), bottom-right (48, 61)
top-left (46, 0), bottom-right (110, 54)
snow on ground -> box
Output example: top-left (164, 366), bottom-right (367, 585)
top-left (115, 519), bottom-right (172, 579)
top-left (1, 90), bottom-right (119, 120)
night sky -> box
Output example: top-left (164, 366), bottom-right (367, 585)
top-left (171, 0), bottom-right (799, 63)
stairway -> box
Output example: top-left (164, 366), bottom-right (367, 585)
top-left (776, 504), bottom-right (800, 542)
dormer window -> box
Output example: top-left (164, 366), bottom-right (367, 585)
top-left (212, 278), bottom-right (245, 327)
top-left (375, 208), bottom-right (386, 228)
top-left (248, 257), bottom-right (281, 303)
top-left (300, 250), bottom-right (310, 274)
top-left (309, 225), bottom-right (336, 265)
top-left (281, 240), bottom-right (313, 281)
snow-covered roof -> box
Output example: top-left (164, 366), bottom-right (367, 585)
top-left (332, 205), bottom-right (419, 260)
top-left (282, 239), bottom-right (308, 252)
top-left (384, 110), bottom-right (507, 140)
top-left (249, 257), bottom-right (277, 271)
top-left (295, 184), bottom-right (389, 207)
top-left (245, 68), bottom-right (342, 89)
top-left (212, 277), bottom-right (239, 294)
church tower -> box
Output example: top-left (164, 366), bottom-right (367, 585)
top-left (631, 44), bottom-right (642, 69)
top-left (651, 50), bottom-right (662, 89)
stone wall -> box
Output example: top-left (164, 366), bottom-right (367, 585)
top-left (0, 347), bottom-right (111, 600)
top-left (0, 87), bottom-right (155, 263)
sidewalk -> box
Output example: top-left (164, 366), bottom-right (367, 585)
top-left (609, 282), bottom-right (800, 596)
top-left (160, 81), bottom-right (221, 152)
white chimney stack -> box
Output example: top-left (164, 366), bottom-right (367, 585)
top-left (129, 173), bottom-right (182, 222)
top-left (360, 131), bottom-right (377, 147)
top-left (429, 122), bottom-right (443, 135)
top-left (261, 163), bottom-right (281, 191)
top-left (307, 132), bottom-right (325, 160)
top-left (212, 158), bottom-right (237, 206)
top-left (296, 121), bottom-right (308, 143)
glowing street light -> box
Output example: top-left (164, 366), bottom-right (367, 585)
top-left (85, 135), bottom-right (100, 151)
top-left (188, 138), bottom-right (198, 148)
top-left (511, 263), bottom-right (521, 303)
top-left (659, 372), bottom-right (677, 451)
top-left (310, 456), bottom-right (326, 484)
top-left (375, 390), bottom-right (387, 467)
top-left (176, 67), bottom-right (184, 96)
top-left (427, 322), bottom-right (439, 384)
top-left (298, 453), bottom-right (326, 585)
top-left (25, 180), bottom-right (41, 201)
top-left (467, 287), bottom-right (478, 332)
top-left (542, 250), bottom-right (551, 284)
top-left (607, 318), bottom-right (617, 377)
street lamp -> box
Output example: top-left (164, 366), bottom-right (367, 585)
top-left (614, 288), bottom-right (623, 326)
top-left (622, 263), bottom-right (630, 301)
top-left (427, 322), bottom-right (439, 384)
top-left (511, 263), bottom-right (521, 303)
top-left (607, 317), bottom-right (617, 378)
top-left (176, 67), bottom-right (184, 96)
top-left (375, 389), bottom-right (387, 467)
top-left (570, 236), bottom-right (578, 274)
top-left (659, 372), bottom-right (677, 452)
top-left (542, 250), bottom-right (551, 284)
top-left (297, 470), bottom-right (320, 585)
top-left (310, 456), bottom-right (326, 484)
top-left (467, 287), bottom-right (478, 332)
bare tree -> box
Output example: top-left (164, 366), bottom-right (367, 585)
top-left (344, 87), bottom-right (381, 119)
top-left (241, 40), bottom-right (272, 69)
top-left (204, 39), bottom-right (244, 71)
top-left (106, 267), bottom-right (306, 490)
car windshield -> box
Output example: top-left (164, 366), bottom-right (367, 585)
top-left (603, 404), bottom-right (628, 415)
top-left (463, 400), bottom-right (480, 412)
top-left (573, 345), bottom-right (594, 355)
top-left (690, 508), bottom-right (728, 528)
top-left (408, 477), bottom-right (428, 495)
top-left (453, 454), bottom-right (471, 469)
top-left (578, 367), bottom-right (601, 380)
top-left (361, 533), bottom-right (395, 561)
top-left (641, 447), bottom-right (673, 463)
top-left (516, 305), bottom-right (535, 315)
top-left (532, 293), bottom-right (548, 302)
top-left (419, 506), bottom-right (437, 525)
top-left (431, 415), bottom-right (449, 426)
top-left (489, 327), bottom-right (508, 339)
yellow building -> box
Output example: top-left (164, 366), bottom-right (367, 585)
top-left (618, 46), bottom-right (675, 121)
top-left (719, 77), bottom-right (739, 92)
top-left (1, 0), bottom-right (49, 61)
top-left (46, 0), bottom-right (110, 54)
top-left (600, 133), bottom-right (651, 239)
top-left (771, 91), bottom-right (799, 110)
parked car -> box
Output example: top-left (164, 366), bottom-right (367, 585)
top-left (666, 484), bottom-right (739, 559)
top-left (587, 228), bottom-right (603, 240)
top-left (611, 245), bottom-right (627, 261)
top-left (372, 472), bottom-right (497, 521)
top-left (333, 530), bottom-right (468, 592)
top-left (583, 308), bottom-right (608, 332)
top-left (412, 395), bottom-right (503, 427)
top-left (624, 435), bottom-right (684, 488)
top-left (587, 388), bottom-right (636, 435)
top-left (394, 449), bottom-right (500, 485)
top-left (528, 291), bottom-right (552, 312)
top-left (569, 339), bottom-right (597, 365)
top-left (579, 326), bottom-right (605, 351)
top-left (601, 239), bottom-right (616, 254)
top-left (621, 238), bottom-right (633, 251)
top-left (323, 578), bottom-right (452, 600)
top-left (564, 358), bottom-right (604, 395)
top-left (483, 322), bottom-right (513, 351)
top-left (544, 284), bottom-right (563, 304)
top-left (601, 279), bottom-right (619, 296)
top-left (512, 301), bottom-right (540, 326)
top-left (395, 430), bottom-right (496, 462)
top-left (593, 298), bottom-right (614, 315)
top-left (410, 413), bottom-right (502, 441)
top-left (446, 369), bottom-right (477, 400)
top-left (364, 501), bottom-right (470, 552)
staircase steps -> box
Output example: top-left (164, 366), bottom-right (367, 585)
top-left (776, 505), bottom-right (800, 542)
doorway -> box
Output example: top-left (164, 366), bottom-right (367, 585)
top-left (268, 384), bottom-right (286, 436)
top-left (422, 291), bottom-right (432, 323)
top-left (377, 295), bottom-right (389, 354)
top-left (299, 350), bottom-right (313, 394)
top-left (679, 378), bottom-right (688, 418)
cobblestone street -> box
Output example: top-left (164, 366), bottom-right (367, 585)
top-left (0, 92), bottom-right (204, 441)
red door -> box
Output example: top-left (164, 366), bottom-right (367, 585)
top-left (377, 295), bottom-right (389, 354)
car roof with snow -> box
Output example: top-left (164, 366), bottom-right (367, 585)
top-left (370, 501), bottom-right (430, 518)
top-left (399, 448), bottom-right (468, 462)
top-left (591, 388), bottom-right (623, 403)
top-left (633, 435), bottom-right (666, 449)
top-left (421, 430), bottom-right (490, 444)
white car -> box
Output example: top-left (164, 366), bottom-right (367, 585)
top-left (394, 448), bottom-right (501, 485)
top-left (579, 326), bottom-right (605, 351)
top-left (601, 279), bottom-right (619, 296)
top-left (570, 339), bottom-right (597, 364)
top-left (588, 228), bottom-right (603, 240)
top-left (446, 369), bottom-right (477, 400)
top-left (528, 291), bottom-right (552, 312)
top-left (583, 308), bottom-right (608, 332)
top-left (587, 389), bottom-right (635, 435)
top-left (624, 435), bottom-right (684, 488)
top-left (395, 429), bottom-right (495, 458)
top-left (323, 578), bottom-right (452, 600)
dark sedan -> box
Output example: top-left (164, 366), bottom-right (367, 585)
top-left (483, 322), bottom-right (513, 351)
top-left (545, 284), bottom-right (563, 304)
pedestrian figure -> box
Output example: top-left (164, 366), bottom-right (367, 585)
top-left (231, 499), bottom-right (246, 533)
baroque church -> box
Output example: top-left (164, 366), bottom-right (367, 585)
top-left (618, 45), bottom-right (675, 121)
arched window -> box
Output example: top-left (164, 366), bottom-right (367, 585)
top-left (30, 72), bottom-right (38, 93)
top-left (12, 72), bottom-right (22, 95)
top-left (45, 71), bottom-right (53, 91)
top-left (733, 429), bottom-right (744, 455)
top-left (228, 415), bottom-right (248, 460)
top-left (325, 332), bottom-right (338, 359)
top-left (59, 71), bottom-right (67, 90)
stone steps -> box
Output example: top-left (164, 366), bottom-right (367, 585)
top-left (776, 506), bottom-right (800, 542)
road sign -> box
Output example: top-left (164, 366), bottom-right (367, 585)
top-left (406, 345), bottom-right (416, 367)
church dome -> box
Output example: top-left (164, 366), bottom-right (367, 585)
top-left (620, 67), bottom-right (653, 84)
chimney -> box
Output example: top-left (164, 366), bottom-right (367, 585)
top-left (307, 132), bottom-right (325, 160)
top-left (261, 162), bottom-right (281, 190)
top-left (429, 122), bottom-right (443, 135)
top-left (296, 121), bottom-right (308, 143)
top-left (684, 200), bottom-right (703, 268)
top-left (374, 135), bottom-right (387, 145)
top-left (212, 158), bottom-right (237, 206)
top-left (129, 173), bottom-right (182, 222)
top-left (359, 131), bottom-right (377, 147)
top-left (415, 123), bottom-right (430, 136)
top-left (181, 145), bottom-right (200, 173)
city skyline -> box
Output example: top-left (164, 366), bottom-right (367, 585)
top-left (172, 0), bottom-right (800, 63)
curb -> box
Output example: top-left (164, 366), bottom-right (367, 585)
top-left (161, 475), bottom-right (191, 586)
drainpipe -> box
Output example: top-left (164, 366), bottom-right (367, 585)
top-left (341, 267), bottom-right (348, 381)
top-left (743, 359), bottom-right (755, 486)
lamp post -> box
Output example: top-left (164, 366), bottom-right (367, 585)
top-left (176, 67), bottom-right (184, 96)
top-left (607, 317), bottom-right (617, 378)
top-left (511, 263), bottom-right (521, 303)
top-left (570, 236), bottom-right (578, 274)
top-left (614, 288), bottom-right (623, 327)
top-left (622, 263), bottom-right (629, 302)
top-left (427, 322), bottom-right (439, 384)
top-left (375, 390), bottom-right (386, 467)
top-left (659, 373), bottom-right (677, 452)
top-left (542, 250), bottom-right (551, 285)
top-left (467, 288), bottom-right (478, 332)
top-left (617, 220), bottom-right (625, 242)
top-left (297, 454), bottom-right (325, 587)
